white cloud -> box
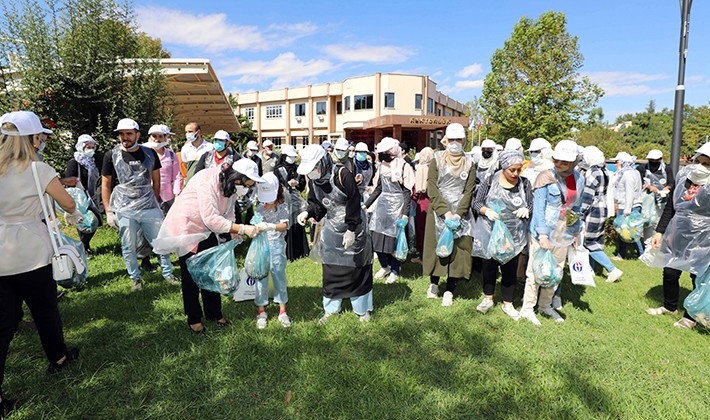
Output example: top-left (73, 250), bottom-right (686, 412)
top-left (585, 71), bottom-right (671, 97)
top-left (454, 80), bottom-right (484, 90)
top-left (456, 63), bottom-right (483, 78)
top-left (322, 44), bottom-right (415, 63)
top-left (219, 53), bottom-right (336, 89)
top-left (135, 6), bottom-right (317, 52)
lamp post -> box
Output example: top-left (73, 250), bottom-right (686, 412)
top-left (670, 0), bottom-right (693, 174)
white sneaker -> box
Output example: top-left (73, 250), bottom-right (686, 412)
top-left (441, 291), bottom-right (454, 307)
top-left (552, 295), bottom-right (563, 310)
top-left (359, 311), bottom-right (372, 322)
top-left (385, 272), bottom-right (398, 284)
top-left (673, 318), bottom-right (697, 329)
top-left (476, 296), bottom-right (494, 314)
top-left (606, 268), bottom-right (623, 283)
top-left (256, 312), bottom-right (268, 329)
top-left (539, 307), bottom-right (565, 323)
top-left (520, 310), bottom-right (541, 326)
top-left (318, 312), bottom-right (335, 325)
top-left (131, 278), bottom-right (143, 292)
top-left (426, 284), bottom-right (439, 299)
top-left (374, 267), bottom-right (391, 279)
top-left (278, 313), bottom-right (291, 328)
top-left (501, 303), bottom-right (520, 320)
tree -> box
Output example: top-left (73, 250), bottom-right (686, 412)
top-left (481, 11), bottom-right (603, 145)
top-left (0, 0), bottom-right (170, 170)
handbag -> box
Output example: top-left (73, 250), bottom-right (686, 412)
top-left (567, 246), bottom-right (596, 287)
top-left (32, 162), bottom-right (87, 282)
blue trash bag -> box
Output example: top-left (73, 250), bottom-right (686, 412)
top-left (52, 231), bottom-right (88, 289)
top-left (613, 212), bottom-right (644, 243)
top-left (683, 268), bottom-right (710, 328)
top-left (436, 217), bottom-right (461, 258)
top-left (486, 202), bottom-right (516, 264)
top-left (245, 213), bottom-right (270, 279)
top-left (641, 193), bottom-right (658, 227)
top-left (186, 239), bottom-right (240, 295)
top-left (533, 248), bottom-right (561, 288)
top-left (394, 218), bottom-right (409, 261)
top-left (55, 188), bottom-right (98, 233)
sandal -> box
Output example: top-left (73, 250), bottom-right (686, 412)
top-left (189, 323), bottom-right (206, 334)
top-left (673, 318), bottom-right (697, 329)
top-left (214, 318), bottom-right (231, 327)
top-left (646, 306), bottom-right (677, 316)
top-left (47, 347), bottom-right (80, 374)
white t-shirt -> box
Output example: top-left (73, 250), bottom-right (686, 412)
top-left (0, 162), bottom-right (57, 276)
top-left (181, 139), bottom-right (214, 163)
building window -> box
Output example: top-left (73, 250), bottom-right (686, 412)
top-left (354, 94), bottom-right (373, 110)
top-left (243, 107), bottom-right (254, 120)
top-left (336, 101), bottom-right (342, 114)
top-left (415, 94), bottom-right (422, 110)
top-left (384, 92), bottom-right (395, 108)
top-left (316, 101), bottom-right (326, 115)
top-left (266, 105), bottom-right (282, 119)
top-left (445, 109), bottom-right (452, 117)
top-left (344, 96), bottom-right (350, 111)
top-left (317, 135), bottom-right (328, 144)
top-left (427, 98), bottom-right (434, 113)
top-left (436, 107), bottom-right (442, 116)
top-left (295, 103), bottom-right (306, 117)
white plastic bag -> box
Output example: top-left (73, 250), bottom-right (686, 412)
top-left (233, 268), bottom-right (257, 302)
top-left (567, 246), bottom-right (596, 287)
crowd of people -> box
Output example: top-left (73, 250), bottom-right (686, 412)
top-left (1, 110), bottom-right (708, 416)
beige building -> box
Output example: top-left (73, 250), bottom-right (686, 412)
top-left (233, 73), bottom-right (468, 151)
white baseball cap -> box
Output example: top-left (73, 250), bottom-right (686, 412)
top-left (0, 111), bottom-right (45, 136)
top-left (552, 140), bottom-right (581, 162)
top-left (334, 137), bottom-right (350, 151)
top-left (297, 144), bottom-right (326, 175)
top-left (321, 140), bottom-right (333, 150)
top-left (114, 118), bottom-right (139, 131)
top-left (696, 143), bottom-right (710, 158)
top-left (257, 172), bottom-right (280, 203)
top-left (232, 158), bottom-right (266, 182)
top-left (213, 130), bottom-right (230, 141)
top-left (246, 140), bottom-right (259, 151)
top-left (159, 124), bottom-right (175, 135)
top-left (262, 139), bottom-right (274, 148)
top-left (612, 151), bottom-right (633, 162)
top-left (646, 149), bottom-right (663, 160)
top-left (148, 125), bottom-right (165, 135)
top-left (481, 139), bottom-right (497, 149)
top-left (376, 137), bottom-right (399, 153)
top-left (281, 144), bottom-right (298, 157)
top-left (528, 137), bottom-right (551, 152)
top-left (505, 137), bottom-right (523, 151)
top-left (444, 123), bottom-right (466, 139)
top-left (355, 142), bottom-right (369, 152)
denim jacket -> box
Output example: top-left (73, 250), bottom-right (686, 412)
top-left (530, 169), bottom-right (585, 240)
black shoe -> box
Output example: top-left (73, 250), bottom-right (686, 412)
top-left (141, 258), bottom-right (157, 273)
top-left (189, 324), bottom-right (206, 335)
top-left (0, 396), bottom-right (17, 418)
top-left (47, 347), bottom-right (80, 374)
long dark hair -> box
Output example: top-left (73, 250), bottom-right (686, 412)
top-left (219, 163), bottom-right (250, 197)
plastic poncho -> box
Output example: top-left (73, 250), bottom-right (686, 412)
top-left (433, 151), bottom-right (475, 240)
top-left (109, 145), bottom-right (160, 219)
top-left (369, 166), bottom-right (410, 238)
top-left (684, 268), bottom-right (710, 327)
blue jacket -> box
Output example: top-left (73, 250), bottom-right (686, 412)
top-left (530, 169), bottom-right (585, 240)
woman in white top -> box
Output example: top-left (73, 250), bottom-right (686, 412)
top-left (0, 111), bottom-right (83, 414)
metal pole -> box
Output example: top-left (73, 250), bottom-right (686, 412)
top-left (670, 0), bottom-right (692, 174)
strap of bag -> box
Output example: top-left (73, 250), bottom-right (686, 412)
top-left (31, 162), bottom-right (64, 253)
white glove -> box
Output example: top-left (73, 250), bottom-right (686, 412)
top-left (256, 222), bottom-right (276, 232)
top-left (107, 212), bottom-right (118, 228)
top-left (342, 230), bottom-right (356, 249)
top-left (485, 209), bottom-right (500, 221)
top-left (400, 215), bottom-right (408, 222)
top-left (538, 235), bottom-right (553, 250)
top-left (297, 211), bottom-right (309, 226)
top-left (64, 210), bottom-right (84, 226)
top-left (658, 189), bottom-right (669, 198)
top-left (513, 208), bottom-right (530, 219)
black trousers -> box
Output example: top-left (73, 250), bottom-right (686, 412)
top-left (481, 255), bottom-right (519, 303)
top-left (0, 265), bottom-right (68, 392)
top-left (430, 276), bottom-right (461, 293)
top-left (663, 267), bottom-right (697, 320)
top-left (178, 235), bottom-right (224, 325)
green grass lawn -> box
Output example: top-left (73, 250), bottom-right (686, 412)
top-left (6, 226), bottom-right (709, 419)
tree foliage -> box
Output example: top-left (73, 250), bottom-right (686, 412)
top-left (0, 0), bottom-right (170, 170)
top-left (481, 11), bottom-right (603, 145)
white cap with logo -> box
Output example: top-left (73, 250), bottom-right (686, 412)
top-left (297, 144), bottom-right (326, 175)
top-left (246, 140), bottom-right (259, 151)
top-left (257, 172), bottom-right (280, 203)
top-left (148, 125), bottom-right (165, 135)
top-left (213, 130), bottom-right (230, 141)
top-left (444, 123), bottom-right (466, 139)
top-left (334, 137), bottom-right (350, 151)
top-left (553, 140), bottom-right (581, 162)
top-left (376, 137), bottom-right (399, 153)
top-left (262, 139), bottom-right (274, 148)
top-left (115, 118), bottom-right (140, 131)
top-left (0, 111), bottom-right (45, 136)
top-left (355, 142), bottom-right (369, 152)
top-left (232, 158), bottom-right (266, 182)
top-left (528, 137), bottom-right (551, 152)
top-left (646, 149), bottom-right (663, 160)
top-left (481, 139), bottom-right (497, 149)
top-left (281, 144), bottom-right (298, 157)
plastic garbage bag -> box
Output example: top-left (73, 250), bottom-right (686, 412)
top-left (436, 217), bottom-right (460, 258)
top-left (52, 231), bottom-right (88, 289)
top-left (394, 218), bottom-right (409, 262)
top-left (567, 246), bottom-right (596, 287)
top-left (641, 193), bottom-right (659, 227)
top-left (309, 219), bottom-right (324, 264)
top-left (613, 213), bottom-right (643, 243)
top-left (186, 239), bottom-right (240, 295)
top-left (533, 248), bottom-right (562, 288)
top-left (55, 187), bottom-right (98, 233)
top-left (639, 238), bottom-right (666, 268)
top-left (486, 200), bottom-right (517, 264)
top-left (683, 268), bottom-right (710, 328)
top-left (245, 213), bottom-right (270, 279)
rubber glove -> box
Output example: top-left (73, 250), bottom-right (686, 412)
top-left (107, 212), bottom-right (118, 228)
top-left (243, 225), bottom-right (259, 238)
top-left (64, 210), bottom-right (84, 226)
top-left (256, 222), bottom-right (276, 232)
top-left (485, 209), bottom-right (500, 221)
top-left (342, 230), bottom-right (356, 249)
top-left (513, 208), bottom-right (530, 219)
top-left (538, 235), bottom-right (553, 250)
top-left (297, 211), bottom-right (309, 226)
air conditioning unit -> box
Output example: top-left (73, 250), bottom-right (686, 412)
top-left (318, 115), bottom-right (324, 122)
top-left (295, 117), bottom-right (302, 123)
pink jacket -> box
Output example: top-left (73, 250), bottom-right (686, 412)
top-left (158, 148), bottom-right (183, 202)
top-left (152, 166), bottom-right (236, 256)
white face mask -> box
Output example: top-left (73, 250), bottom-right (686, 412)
top-left (349, 151), bottom-right (355, 159)
top-left (234, 185), bottom-right (250, 197)
top-left (186, 132), bottom-right (198, 142)
top-left (446, 141), bottom-right (463, 155)
top-left (687, 163), bottom-right (710, 186)
top-left (84, 149), bottom-right (96, 158)
top-left (285, 156), bottom-right (296, 164)
top-left (37, 141), bottom-right (47, 153)
top-left (307, 169), bottom-right (321, 180)
top-left (334, 149), bottom-right (348, 160)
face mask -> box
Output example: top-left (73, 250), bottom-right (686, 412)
top-left (531, 153), bottom-right (543, 165)
top-left (37, 141), bottom-right (46, 153)
top-left (334, 149), bottom-right (348, 160)
top-left (285, 156), bottom-right (296, 164)
top-left (186, 132), bottom-right (198, 142)
top-left (84, 149), bottom-right (96, 158)
top-left (349, 151), bottom-right (355, 159)
top-left (687, 164), bottom-right (710, 185)
top-left (234, 185), bottom-right (250, 197)
top-left (446, 142), bottom-right (463, 155)
top-left (264, 149), bottom-right (272, 156)
top-left (482, 150), bottom-right (493, 159)
top-left (307, 169), bottom-right (321, 180)
top-left (213, 140), bottom-right (226, 152)
top-left (648, 161), bottom-right (661, 171)
top-left (356, 152), bottom-right (367, 162)
top-left (378, 152), bottom-right (394, 163)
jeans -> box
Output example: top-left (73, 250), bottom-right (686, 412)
top-left (376, 252), bottom-right (401, 274)
top-left (255, 242), bottom-right (288, 307)
top-left (589, 250), bottom-right (616, 273)
top-left (522, 236), bottom-right (566, 312)
top-left (323, 290), bottom-right (373, 316)
top-left (117, 208), bottom-right (172, 279)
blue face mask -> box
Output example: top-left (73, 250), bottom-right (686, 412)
top-left (356, 152), bottom-right (367, 162)
top-left (213, 140), bottom-right (226, 152)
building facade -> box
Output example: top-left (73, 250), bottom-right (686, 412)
top-left (233, 73), bottom-right (469, 151)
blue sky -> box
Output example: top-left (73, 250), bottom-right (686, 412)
top-left (135, 0), bottom-right (710, 122)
